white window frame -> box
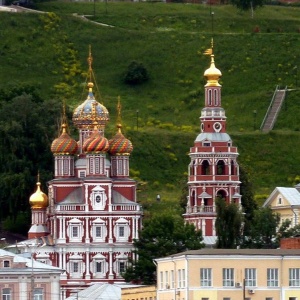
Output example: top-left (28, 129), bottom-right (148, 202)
top-left (33, 288), bottom-right (43, 300)
top-left (223, 268), bottom-right (234, 287)
top-left (267, 268), bottom-right (278, 287)
top-left (200, 268), bottom-right (212, 287)
top-left (171, 270), bottom-right (175, 289)
top-left (2, 288), bottom-right (11, 300)
top-left (160, 271), bottom-right (163, 290)
top-left (289, 268), bottom-right (300, 287)
top-left (245, 268), bottom-right (256, 287)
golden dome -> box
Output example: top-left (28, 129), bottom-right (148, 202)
top-left (204, 54), bottom-right (222, 87)
top-left (29, 181), bottom-right (48, 210)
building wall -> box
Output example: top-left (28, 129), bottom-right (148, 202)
top-left (156, 250), bottom-right (300, 300)
top-left (122, 285), bottom-right (157, 300)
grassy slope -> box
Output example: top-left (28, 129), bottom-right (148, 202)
top-left (1, 2), bottom-right (300, 207)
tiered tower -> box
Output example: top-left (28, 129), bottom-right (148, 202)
top-left (28, 48), bottom-right (142, 298)
top-left (183, 42), bottom-right (241, 245)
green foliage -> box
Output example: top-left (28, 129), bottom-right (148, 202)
top-left (124, 61), bottom-right (149, 85)
top-left (123, 214), bottom-right (204, 284)
top-left (230, 0), bottom-right (265, 11)
top-left (0, 92), bottom-right (61, 230)
top-left (215, 197), bottom-right (242, 248)
top-left (245, 207), bottom-right (280, 248)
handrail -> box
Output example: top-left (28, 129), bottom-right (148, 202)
top-left (260, 85), bottom-right (279, 130)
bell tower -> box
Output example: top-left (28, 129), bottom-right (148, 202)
top-left (183, 40), bottom-right (241, 245)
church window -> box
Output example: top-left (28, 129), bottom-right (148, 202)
top-left (214, 90), bottom-right (218, 106)
top-left (217, 160), bottom-right (225, 175)
top-left (96, 226), bottom-right (102, 237)
top-left (202, 160), bottom-right (210, 175)
top-left (217, 190), bottom-right (227, 201)
top-left (95, 157), bottom-right (100, 174)
top-left (90, 186), bottom-right (107, 210)
top-left (119, 226), bottom-right (125, 237)
top-left (96, 261), bottom-right (102, 273)
top-left (119, 261), bottom-right (126, 273)
top-left (73, 262), bottom-right (79, 273)
top-left (231, 161), bottom-right (235, 175)
top-left (72, 226), bottom-right (79, 238)
top-left (208, 90), bottom-right (212, 105)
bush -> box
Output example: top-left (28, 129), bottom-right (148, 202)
top-left (124, 61), bottom-right (149, 85)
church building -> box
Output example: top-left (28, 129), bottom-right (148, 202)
top-left (183, 43), bottom-right (241, 245)
top-left (27, 48), bottom-right (143, 297)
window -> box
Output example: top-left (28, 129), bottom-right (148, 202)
top-left (96, 226), bottom-right (102, 237)
top-left (267, 268), bottom-right (278, 287)
top-left (171, 270), bottom-right (175, 288)
top-left (202, 298), bottom-right (209, 300)
top-left (289, 298), bottom-right (297, 300)
top-left (165, 271), bottom-right (169, 288)
top-left (119, 226), bottom-right (125, 237)
top-left (96, 261), bottom-right (102, 273)
top-left (278, 197), bottom-right (282, 205)
top-left (266, 298), bottom-right (273, 300)
top-left (79, 171), bottom-right (86, 178)
top-left (182, 269), bottom-right (186, 288)
top-left (223, 268), bottom-right (234, 287)
top-left (3, 261), bottom-right (10, 268)
top-left (73, 262), bottom-right (79, 273)
top-left (119, 261), bottom-right (126, 273)
top-left (72, 226), bottom-right (79, 238)
top-left (289, 268), bottom-right (300, 286)
top-left (2, 288), bottom-right (11, 300)
top-left (178, 269), bottom-right (182, 288)
top-left (34, 288), bottom-right (43, 300)
top-left (223, 298), bottom-right (231, 300)
top-left (217, 160), bottom-right (225, 175)
top-left (200, 268), bottom-right (212, 287)
top-left (160, 271), bottom-right (163, 289)
top-left (245, 268), bottom-right (256, 287)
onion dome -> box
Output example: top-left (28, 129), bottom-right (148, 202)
top-left (204, 54), bottom-right (222, 87)
top-left (51, 123), bottom-right (78, 155)
top-left (72, 82), bottom-right (109, 130)
top-left (109, 124), bottom-right (133, 155)
top-left (83, 127), bottom-right (109, 153)
top-left (29, 180), bottom-right (48, 210)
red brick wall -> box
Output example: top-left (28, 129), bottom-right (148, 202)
top-left (280, 237), bottom-right (300, 249)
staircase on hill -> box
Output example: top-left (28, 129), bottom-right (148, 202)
top-left (260, 85), bottom-right (287, 132)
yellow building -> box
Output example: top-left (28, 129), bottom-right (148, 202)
top-left (155, 248), bottom-right (300, 300)
top-left (263, 187), bottom-right (300, 226)
top-left (121, 285), bottom-right (157, 300)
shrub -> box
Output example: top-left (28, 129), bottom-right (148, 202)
top-left (124, 61), bottom-right (149, 85)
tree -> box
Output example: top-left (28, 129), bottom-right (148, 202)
top-left (246, 207), bottom-right (280, 248)
top-left (215, 197), bottom-right (243, 248)
top-left (123, 214), bottom-right (204, 284)
top-left (230, 0), bottom-right (265, 15)
top-left (0, 92), bottom-right (62, 234)
top-left (239, 164), bottom-right (257, 239)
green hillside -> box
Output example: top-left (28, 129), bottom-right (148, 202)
top-left (1, 1), bottom-right (300, 209)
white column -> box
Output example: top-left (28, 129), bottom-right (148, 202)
top-left (85, 248), bottom-right (90, 279)
top-left (109, 249), bottom-right (114, 279)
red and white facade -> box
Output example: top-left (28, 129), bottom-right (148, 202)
top-left (27, 53), bottom-right (143, 298)
top-left (183, 50), bottom-right (241, 244)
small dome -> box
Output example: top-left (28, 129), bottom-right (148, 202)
top-left (109, 124), bottom-right (133, 155)
top-left (29, 181), bottom-right (48, 209)
top-left (204, 55), bottom-right (222, 87)
top-left (83, 128), bottom-right (109, 153)
top-left (72, 82), bottom-right (109, 130)
top-left (51, 124), bottom-right (78, 155)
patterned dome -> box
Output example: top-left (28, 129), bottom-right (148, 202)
top-left (29, 181), bottom-right (48, 210)
top-left (72, 82), bottom-right (109, 130)
top-left (83, 128), bottom-right (109, 153)
top-left (51, 124), bottom-right (78, 155)
top-left (109, 124), bottom-right (133, 155)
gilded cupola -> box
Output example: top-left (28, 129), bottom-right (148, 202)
top-left (29, 176), bottom-right (48, 209)
top-left (203, 39), bottom-right (222, 87)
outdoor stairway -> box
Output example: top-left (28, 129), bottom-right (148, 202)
top-left (260, 86), bottom-right (287, 132)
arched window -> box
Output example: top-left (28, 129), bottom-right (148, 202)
top-left (231, 160), bottom-right (235, 175)
top-left (217, 190), bottom-right (227, 200)
top-left (214, 90), bottom-right (218, 106)
top-left (217, 160), bottom-right (225, 175)
top-left (190, 160), bottom-right (196, 176)
top-left (208, 89), bottom-right (212, 106)
top-left (202, 160), bottom-right (210, 175)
